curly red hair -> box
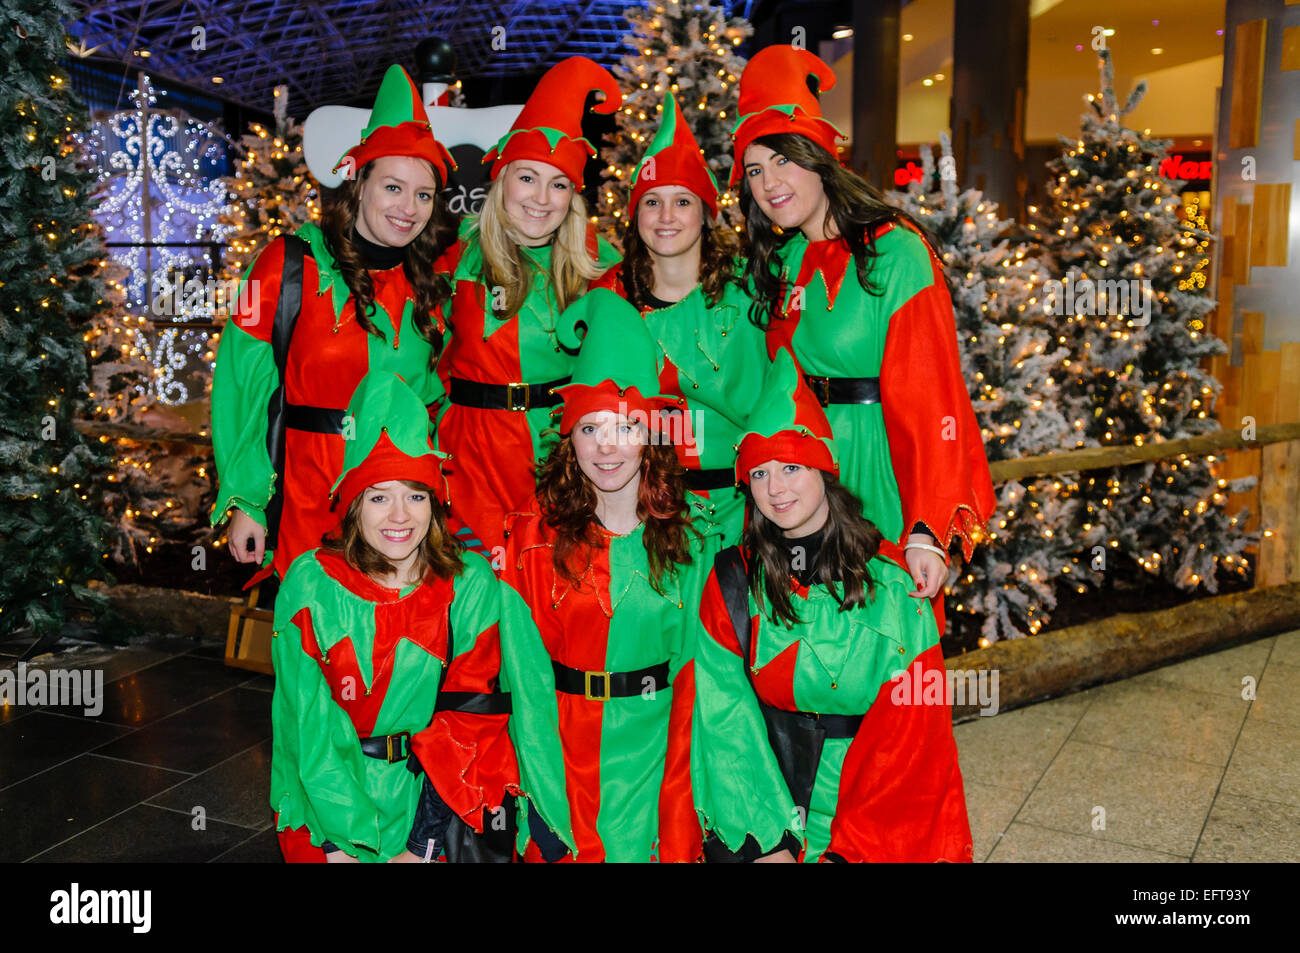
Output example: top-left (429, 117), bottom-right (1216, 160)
top-left (535, 432), bottom-right (698, 593)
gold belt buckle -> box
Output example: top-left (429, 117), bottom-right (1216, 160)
top-left (386, 730), bottom-right (411, 763)
top-left (583, 670), bottom-right (611, 702)
top-left (506, 382), bottom-right (529, 412)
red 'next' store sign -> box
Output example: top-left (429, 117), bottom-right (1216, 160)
top-left (893, 150), bottom-right (1212, 188)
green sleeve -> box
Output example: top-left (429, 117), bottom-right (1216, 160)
top-left (269, 556), bottom-right (384, 860)
top-left (210, 307), bottom-right (277, 530)
top-left (497, 558), bottom-right (576, 854)
top-left (691, 565), bottom-right (801, 854)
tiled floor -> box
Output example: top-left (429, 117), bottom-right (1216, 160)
top-left (0, 635), bottom-right (281, 863)
top-left (958, 630), bottom-right (1300, 862)
top-left (3, 629), bottom-right (1297, 862)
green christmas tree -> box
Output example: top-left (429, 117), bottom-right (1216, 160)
top-left (597, 0), bottom-right (751, 244)
top-left (890, 135), bottom-right (1077, 642)
top-left (1034, 49), bottom-right (1252, 594)
top-left (0, 0), bottom-right (117, 638)
top-left (217, 85), bottom-right (319, 293)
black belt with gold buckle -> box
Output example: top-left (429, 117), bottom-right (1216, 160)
top-left (552, 660), bottom-right (670, 701)
top-left (449, 377), bottom-right (570, 412)
top-left (358, 731), bottom-right (412, 763)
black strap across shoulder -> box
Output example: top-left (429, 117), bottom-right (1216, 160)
top-left (262, 234), bottom-right (311, 551)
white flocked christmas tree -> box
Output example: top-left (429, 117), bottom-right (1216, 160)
top-left (1033, 49), bottom-right (1252, 598)
top-left (598, 0), bottom-right (751, 244)
top-left (890, 135), bottom-right (1077, 642)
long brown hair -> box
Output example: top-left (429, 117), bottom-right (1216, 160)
top-left (620, 217), bottom-right (740, 310)
top-left (738, 132), bottom-right (931, 329)
top-left (535, 432), bottom-right (697, 593)
top-left (319, 479), bottom-right (464, 583)
top-left (742, 472), bottom-right (882, 628)
top-left (320, 160), bottom-right (457, 351)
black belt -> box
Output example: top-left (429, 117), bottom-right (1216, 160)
top-left (434, 691), bottom-right (512, 715)
top-left (359, 731), bottom-right (412, 764)
top-left (801, 374), bottom-right (881, 408)
top-left (686, 468), bottom-right (735, 492)
top-left (449, 376), bottom-right (569, 412)
top-left (552, 660), bottom-right (670, 701)
top-left (284, 402), bottom-right (347, 434)
top-left (779, 709), bottom-right (864, 739)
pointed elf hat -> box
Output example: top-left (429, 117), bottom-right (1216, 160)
top-left (552, 288), bottom-right (682, 433)
top-left (329, 371), bottom-right (450, 514)
top-left (735, 347), bottom-right (839, 483)
top-left (729, 45), bottom-right (846, 187)
top-left (630, 91), bottom-right (721, 219)
top-left (332, 64), bottom-right (456, 183)
top-left (483, 56), bottom-right (622, 187)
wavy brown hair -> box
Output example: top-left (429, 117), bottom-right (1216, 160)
top-left (320, 160), bottom-right (457, 355)
top-left (535, 432), bottom-right (698, 593)
top-left (742, 472), bottom-right (883, 628)
top-left (738, 132), bottom-right (932, 329)
top-left (319, 480), bottom-right (464, 582)
top-left (620, 216), bottom-right (740, 310)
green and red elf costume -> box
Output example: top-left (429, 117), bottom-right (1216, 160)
top-left (211, 64), bottom-right (456, 584)
top-left (271, 372), bottom-right (518, 862)
top-left (731, 46), bottom-right (995, 631)
top-left (693, 350), bottom-right (973, 862)
top-left (499, 289), bottom-right (728, 862)
top-left (432, 57), bottom-right (622, 554)
top-left (600, 92), bottom-right (770, 544)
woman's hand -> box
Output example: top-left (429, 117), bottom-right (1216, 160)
top-left (325, 850), bottom-right (360, 863)
top-left (754, 849), bottom-right (797, 863)
top-left (904, 534), bottom-right (947, 600)
top-left (386, 849), bottom-right (426, 864)
top-left (227, 508), bottom-right (266, 564)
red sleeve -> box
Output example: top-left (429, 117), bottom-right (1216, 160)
top-left (655, 657), bottom-right (702, 862)
top-left (826, 644), bottom-right (973, 862)
top-left (433, 238), bottom-right (462, 278)
top-left (879, 251), bottom-right (995, 561)
top-left (229, 238), bottom-right (286, 344)
top-left (590, 262), bottom-right (624, 294)
top-left (411, 616), bottom-right (520, 832)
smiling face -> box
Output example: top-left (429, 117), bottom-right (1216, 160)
top-left (742, 142), bottom-right (831, 239)
top-left (355, 155), bottom-right (439, 248)
top-left (635, 186), bottom-right (705, 259)
top-left (501, 160), bottom-right (573, 244)
top-left (747, 459), bottom-right (830, 537)
top-left (357, 480), bottom-right (432, 574)
top-left (571, 410), bottom-right (647, 496)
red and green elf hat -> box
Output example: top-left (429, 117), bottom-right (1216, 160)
top-left (629, 91), bottom-right (721, 219)
top-left (483, 56), bottom-right (622, 187)
top-left (552, 288), bottom-right (683, 434)
top-left (735, 347), bottom-right (839, 483)
top-left (329, 371), bottom-right (451, 513)
top-left (333, 64), bottom-right (456, 183)
top-left (729, 45), bottom-right (847, 187)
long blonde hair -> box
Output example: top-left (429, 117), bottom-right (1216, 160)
top-left (473, 166), bottom-right (606, 319)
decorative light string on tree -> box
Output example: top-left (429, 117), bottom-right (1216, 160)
top-left (1034, 48), bottom-right (1252, 599)
top-left (597, 0), bottom-right (752, 243)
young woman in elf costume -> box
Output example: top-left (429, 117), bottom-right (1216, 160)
top-left (600, 91), bottom-right (770, 543)
top-left (271, 372), bottom-right (518, 863)
top-left (693, 349), bottom-right (974, 862)
top-left (214, 64), bottom-right (458, 586)
top-left (731, 45), bottom-right (995, 630)
top-left (431, 56), bottom-right (622, 554)
top-left (498, 288), bottom-right (770, 863)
